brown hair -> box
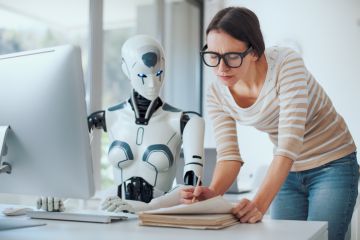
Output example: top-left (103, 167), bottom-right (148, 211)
top-left (206, 7), bottom-right (265, 57)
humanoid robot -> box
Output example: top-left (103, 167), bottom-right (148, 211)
top-left (38, 35), bottom-right (205, 212)
top-left (89, 34), bottom-right (205, 203)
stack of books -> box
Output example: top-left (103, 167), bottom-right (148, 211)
top-left (138, 196), bottom-right (239, 230)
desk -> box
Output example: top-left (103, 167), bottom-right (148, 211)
top-left (0, 208), bottom-right (327, 240)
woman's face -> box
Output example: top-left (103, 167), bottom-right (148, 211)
top-left (206, 29), bottom-right (255, 87)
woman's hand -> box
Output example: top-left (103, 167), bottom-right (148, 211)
top-left (232, 198), bottom-right (263, 223)
top-left (180, 186), bottom-right (218, 204)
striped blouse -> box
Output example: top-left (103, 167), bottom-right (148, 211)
top-left (206, 47), bottom-right (356, 171)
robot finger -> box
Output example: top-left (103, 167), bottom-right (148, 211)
top-left (101, 197), bottom-right (116, 210)
top-left (114, 204), bottom-right (133, 213)
top-left (101, 201), bottom-right (111, 210)
top-left (53, 197), bottom-right (60, 211)
top-left (59, 201), bottom-right (65, 212)
top-left (36, 198), bottom-right (42, 209)
top-left (106, 203), bottom-right (117, 212)
top-left (41, 197), bottom-right (48, 211)
top-left (102, 196), bottom-right (119, 206)
top-left (47, 197), bottom-right (54, 212)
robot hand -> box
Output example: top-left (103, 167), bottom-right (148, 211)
top-left (101, 185), bottom-right (187, 213)
top-left (36, 197), bottom-right (65, 212)
top-left (101, 196), bottom-right (136, 213)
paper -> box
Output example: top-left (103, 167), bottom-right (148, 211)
top-left (138, 196), bottom-right (238, 230)
top-left (141, 196), bottom-right (234, 215)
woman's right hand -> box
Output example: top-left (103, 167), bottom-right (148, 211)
top-left (180, 186), bottom-right (218, 204)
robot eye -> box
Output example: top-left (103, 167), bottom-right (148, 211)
top-left (156, 70), bottom-right (163, 77)
top-left (137, 73), bottom-right (147, 78)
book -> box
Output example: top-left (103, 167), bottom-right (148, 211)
top-left (138, 196), bottom-right (239, 229)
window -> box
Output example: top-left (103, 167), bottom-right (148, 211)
top-left (101, 0), bottom-right (156, 189)
top-left (0, 0), bottom-right (89, 69)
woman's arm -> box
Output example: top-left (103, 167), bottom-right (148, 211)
top-left (180, 160), bottom-right (241, 203)
top-left (232, 155), bottom-right (293, 223)
top-left (253, 155), bottom-right (293, 213)
top-left (209, 160), bottom-right (242, 195)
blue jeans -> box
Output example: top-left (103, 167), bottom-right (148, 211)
top-left (270, 152), bottom-right (359, 240)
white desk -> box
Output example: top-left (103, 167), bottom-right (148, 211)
top-left (0, 208), bottom-right (327, 240)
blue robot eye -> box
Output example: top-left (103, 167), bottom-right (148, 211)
top-left (156, 70), bottom-right (163, 77)
top-left (137, 73), bottom-right (147, 78)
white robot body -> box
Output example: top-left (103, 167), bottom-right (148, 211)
top-left (106, 102), bottom-right (183, 194)
top-left (88, 35), bottom-right (205, 203)
top-left (182, 116), bottom-right (205, 179)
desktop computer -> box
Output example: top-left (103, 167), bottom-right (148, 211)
top-left (0, 45), bottom-right (94, 198)
top-left (0, 45), bottom-right (96, 229)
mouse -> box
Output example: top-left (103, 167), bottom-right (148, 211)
top-left (2, 207), bottom-right (33, 216)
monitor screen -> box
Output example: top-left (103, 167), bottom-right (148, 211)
top-left (0, 45), bottom-right (94, 199)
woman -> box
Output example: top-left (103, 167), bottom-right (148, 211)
top-left (181, 7), bottom-right (358, 240)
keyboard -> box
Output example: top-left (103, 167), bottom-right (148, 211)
top-left (26, 209), bottom-right (131, 223)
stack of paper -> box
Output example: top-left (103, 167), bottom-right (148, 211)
top-left (138, 196), bottom-right (239, 229)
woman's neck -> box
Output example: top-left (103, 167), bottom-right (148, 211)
top-left (232, 54), bottom-right (268, 98)
top-left (229, 54), bottom-right (268, 108)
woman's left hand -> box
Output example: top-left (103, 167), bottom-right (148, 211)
top-left (231, 198), bottom-right (263, 223)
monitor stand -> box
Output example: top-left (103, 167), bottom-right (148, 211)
top-left (0, 125), bottom-right (11, 174)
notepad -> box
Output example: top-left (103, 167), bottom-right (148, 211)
top-left (138, 196), bottom-right (239, 229)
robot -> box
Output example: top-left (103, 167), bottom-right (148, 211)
top-left (37, 35), bottom-right (205, 212)
top-left (88, 35), bottom-right (204, 205)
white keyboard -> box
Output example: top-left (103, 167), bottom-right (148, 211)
top-left (26, 209), bottom-right (132, 223)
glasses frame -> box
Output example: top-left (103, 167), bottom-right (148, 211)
top-left (200, 44), bottom-right (253, 68)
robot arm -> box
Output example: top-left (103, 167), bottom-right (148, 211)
top-left (181, 113), bottom-right (205, 186)
top-left (87, 110), bottom-right (107, 132)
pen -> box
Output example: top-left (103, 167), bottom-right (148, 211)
top-left (191, 175), bottom-right (201, 203)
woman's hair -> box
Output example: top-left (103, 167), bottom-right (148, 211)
top-left (206, 7), bottom-right (265, 57)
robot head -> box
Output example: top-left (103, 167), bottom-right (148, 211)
top-left (121, 35), bottom-right (165, 101)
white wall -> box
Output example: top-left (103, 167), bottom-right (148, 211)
top-left (204, 0), bottom-right (360, 188)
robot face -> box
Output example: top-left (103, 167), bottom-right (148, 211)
top-left (121, 35), bottom-right (165, 101)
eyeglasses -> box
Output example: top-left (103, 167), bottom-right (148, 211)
top-left (200, 44), bottom-right (253, 68)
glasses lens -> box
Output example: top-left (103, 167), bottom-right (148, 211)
top-left (224, 53), bottom-right (242, 68)
top-left (202, 52), bottom-right (219, 67)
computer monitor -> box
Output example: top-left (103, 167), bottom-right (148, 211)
top-left (0, 45), bottom-right (94, 199)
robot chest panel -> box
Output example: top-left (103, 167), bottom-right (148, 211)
top-left (109, 122), bottom-right (181, 172)
top-left (113, 120), bottom-right (178, 144)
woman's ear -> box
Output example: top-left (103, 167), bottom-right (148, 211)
top-left (250, 51), bottom-right (259, 62)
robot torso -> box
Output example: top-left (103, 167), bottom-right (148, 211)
top-left (106, 101), bottom-right (183, 195)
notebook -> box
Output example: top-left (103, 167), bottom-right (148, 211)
top-left (138, 196), bottom-right (239, 229)
top-left (26, 209), bottom-right (130, 223)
